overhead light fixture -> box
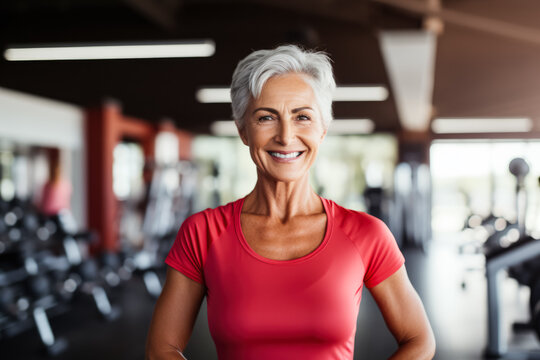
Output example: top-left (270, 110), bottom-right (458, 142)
top-left (3, 40), bottom-right (215, 61)
top-left (327, 119), bottom-right (375, 134)
top-left (196, 86), bottom-right (388, 103)
top-left (332, 86), bottom-right (388, 101)
top-left (210, 118), bottom-right (375, 136)
top-left (431, 117), bottom-right (533, 134)
top-left (196, 88), bottom-right (231, 103)
top-left (210, 120), bottom-right (240, 136)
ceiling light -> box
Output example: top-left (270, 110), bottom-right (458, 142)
top-left (210, 120), bottom-right (239, 136)
top-left (328, 119), bottom-right (375, 134)
top-left (431, 117), bottom-right (533, 134)
top-left (332, 86), bottom-right (388, 101)
top-left (196, 88), bottom-right (230, 103)
top-left (210, 118), bottom-right (375, 136)
top-left (196, 86), bottom-right (389, 103)
top-left (3, 40), bottom-right (215, 61)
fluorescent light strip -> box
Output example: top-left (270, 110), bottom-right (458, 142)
top-left (210, 121), bottom-right (240, 136)
top-left (4, 40), bottom-right (215, 61)
top-left (210, 119), bottom-right (374, 136)
top-left (196, 88), bottom-right (231, 103)
top-left (431, 117), bottom-right (533, 134)
top-left (196, 86), bottom-right (388, 103)
top-left (327, 119), bottom-right (375, 134)
top-left (332, 86), bottom-right (388, 101)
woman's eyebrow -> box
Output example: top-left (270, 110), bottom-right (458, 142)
top-left (252, 106), bottom-right (313, 114)
top-left (252, 107), bottom-right (278, 115)
top-left (292, 107), bottom-right (313, 113)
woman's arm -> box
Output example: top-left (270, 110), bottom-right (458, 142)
top-left (369, 265), bottom-right (436, 360)
top-left (145, 267), bottom-right (206, 360)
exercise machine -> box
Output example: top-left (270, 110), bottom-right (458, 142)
top-left (484, 158), bottom-right (540, 359)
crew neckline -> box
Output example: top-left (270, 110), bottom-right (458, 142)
top-left (234, 195), bottom-right (333, 265)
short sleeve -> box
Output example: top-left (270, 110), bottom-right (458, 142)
top-left (165, 215), bottom-right (206, 284)
top-left (362, 217), bottom-right (405, 288)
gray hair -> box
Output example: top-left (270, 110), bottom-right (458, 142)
top-left (230, 45), bottom-right (336, 129)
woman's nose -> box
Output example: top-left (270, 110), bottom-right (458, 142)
top-left (275, 120), bottom-right (294, 145)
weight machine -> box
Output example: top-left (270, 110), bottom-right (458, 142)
top-left (484, 158), bottom-right (540, 359)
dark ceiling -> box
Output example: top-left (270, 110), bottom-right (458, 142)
top-left (1, 0), bottom-right (540, 135)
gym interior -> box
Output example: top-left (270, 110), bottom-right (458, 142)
top-left (1, 1), bottom-right (540, 359)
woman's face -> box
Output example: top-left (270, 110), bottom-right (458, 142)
top-left (238, 73), bottom-right (327, 183)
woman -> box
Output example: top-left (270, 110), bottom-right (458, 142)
top-left (146, 45), bottom-right (435, 360)
top-left (39, 148), bottom-right (72, 217)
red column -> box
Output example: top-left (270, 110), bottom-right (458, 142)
top-left (85, 101), bottom-right (121, 253)
top-left (85, 103), bottom-right (193, 252)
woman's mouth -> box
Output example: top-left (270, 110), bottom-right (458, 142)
top-left (267, 151), bottom-right (304, 162)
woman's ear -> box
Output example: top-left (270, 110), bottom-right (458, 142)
top-left (320, 127), bottom-right (328, 143)
top-left (237, 124), bottom-right (249, 146)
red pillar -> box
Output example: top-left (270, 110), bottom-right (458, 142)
top-left (85, 101), bottom-right (121, 253)
top-left (85, 103), bottom-right (193, 253)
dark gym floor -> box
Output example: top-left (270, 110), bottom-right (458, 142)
top-left (2, 237), bottom-right (539, 360)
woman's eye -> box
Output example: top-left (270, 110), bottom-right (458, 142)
top-left (297, 114), bottom-right (311, 121)
top-left (258, 115), bottom-right (273, 122)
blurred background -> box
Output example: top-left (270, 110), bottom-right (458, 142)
top-left (1, 0), bottom-right (540, 359)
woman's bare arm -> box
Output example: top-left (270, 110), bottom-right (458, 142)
top-left (369, 265), bottom-right (436, 360)
top-left (145, 267), bottom-right (206, 360)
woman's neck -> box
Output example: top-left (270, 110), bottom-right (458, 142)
top-left (243, 171), bottom-right (322, 221)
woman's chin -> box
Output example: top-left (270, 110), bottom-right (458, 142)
top-left (261, 170), bottom-right (309, 184)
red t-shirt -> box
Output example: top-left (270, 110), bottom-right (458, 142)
top-left (165, 196), bottom-right (404, 360)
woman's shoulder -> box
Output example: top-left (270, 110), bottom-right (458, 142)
top-left (323, 197), bottom-right (388, 234)
top-left (324, 198), bottom-right (397, 259)
top-left (180, 198), bottom-right (241, 234)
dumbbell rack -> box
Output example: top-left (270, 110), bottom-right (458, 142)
top-left (1, 200), bottom-right (121, 356)
top-left (0, 254), bottom-right (71, 356)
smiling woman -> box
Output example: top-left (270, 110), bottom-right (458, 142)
top-left (145, 45), bottom-right (435, 360)
top-left (239, 73), bottom-right (326, 184)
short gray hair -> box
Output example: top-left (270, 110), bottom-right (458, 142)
top-left (231, 45), bottom-right (336, 129)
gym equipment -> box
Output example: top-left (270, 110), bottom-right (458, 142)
top-left (63, 236), bottom-right (121, 322)
top-left (484, 158), bottom-right (540, 358)
top-left (459, 169), bottom-right (512, 256)
top-left (483, 159), bottom-right (533, 258)
top-left (0, 196), bottom-right (121, 356)
top-left (531, 276), bottom-right (540, 341)
top-left (483, 223), bottom-right (520, 256)
top-left (509, 158), bottom-right (529, 237)
top-left (0, 252), bottom-right (71, 356)
top-left (485, 237), bottom-right (540, 358)
top-left (363, 186), bottom-right (386, 222)
top-left (99, 251), bottom-right (123, 287)
top-left (120, 160), bottom-right (197, 298)
top-left (391, 162), bottom-right (432, 251)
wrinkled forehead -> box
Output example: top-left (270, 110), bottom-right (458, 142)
top-left (253, 72), bottom-right (314, 95)
top-left (249, 73), bottom-right (321, 110)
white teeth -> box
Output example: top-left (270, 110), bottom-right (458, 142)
top-left (269, 151), bottom-right (301, 159)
